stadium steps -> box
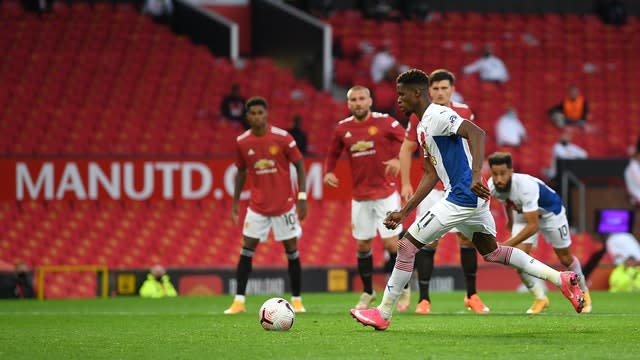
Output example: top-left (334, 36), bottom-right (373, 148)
top-left (0, 1), bottom-right (342, 157)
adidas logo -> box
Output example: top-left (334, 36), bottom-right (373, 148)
top-left (248, 149), bottom-right (255, 155)
top-left (345, 131), bottom-right (352, 138)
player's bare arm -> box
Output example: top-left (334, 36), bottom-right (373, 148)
top-left (232, 167), bottom-right (248, 224)
top-left (294, 160), bottom-right (308, 221)
top-left (505, 203), bottom-right (514, 233)
top-left (456, 120), bottom-right (489, 200)
top-left (503, 211), bottom-right (539, 247)
top-left (399, 139), bottom-right (418, 202)
top-left (384, 157), bottom-right (438, 229)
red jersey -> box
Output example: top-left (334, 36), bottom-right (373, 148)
top-left (236, 125), bottom-right (303, 216)
top-left (325, 112), bottom-right (404, 201)
top-left (405, 101), bottom-right (475, 191)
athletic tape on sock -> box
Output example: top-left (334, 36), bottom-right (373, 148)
top-left (240, 247), bottom-right (255, 257)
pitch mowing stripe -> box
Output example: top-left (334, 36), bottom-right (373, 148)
top-left (0, 311), bottom-right (209, 316)
top-left (1, 311), bottom-right (639, 316)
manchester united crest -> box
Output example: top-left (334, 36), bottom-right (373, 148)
top-left (368, 126), bottom-right (378, 136)
top-left (269, 144), bottom-right (279, 155)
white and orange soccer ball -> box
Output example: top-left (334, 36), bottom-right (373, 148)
top-left (258, 297), bottom-right (295, 331)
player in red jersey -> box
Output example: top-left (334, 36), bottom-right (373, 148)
top-left (224, 97), bottom-right (308, 314)
top-left (387, 69), bottom-right (490, 314)
top-left (323, 85), bottom-right (408, 310)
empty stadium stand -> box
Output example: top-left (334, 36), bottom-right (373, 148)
top-left (327, 10), bottom-right (640, 175)
top-left (0, 2), bottom-right (624, 297)
top-left (0, 1), bottom-right (344, 157)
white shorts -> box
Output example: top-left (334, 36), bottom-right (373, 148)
top-left (352, 192), bottom-right (403, 240)
top-left (417, 189), bottom-right (458, 234)
top-left (408, 199), bottom-right (496, 246)
top-left (243, 206), bottom-right (302, 242)
top-left (513, 207), bottom-right (571, 249)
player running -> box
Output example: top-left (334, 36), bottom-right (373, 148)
top-left (390, 69), bottom-right (489, 314)
top-left (350, 69), bottom-right (584, 331)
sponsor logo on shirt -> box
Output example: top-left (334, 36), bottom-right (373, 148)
top-left (349, 140), bottom-right (376, 157)
top-left (254, 159), bottom-right (277, 174)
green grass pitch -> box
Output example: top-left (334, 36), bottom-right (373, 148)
top-left (1, 291), bottom-right (639, 359)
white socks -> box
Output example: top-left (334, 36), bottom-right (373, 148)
top-left (484, 245), bottom-right (562, 287)
top-left (377, 237), bottom-right (420, 319)
top-left (377, 268), bottom-right (413, 319)
top-left (518, 271), bottom-right (547, 300)
top-left (567, 256), bottom-right (588, 292)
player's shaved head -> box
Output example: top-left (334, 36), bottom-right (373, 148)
top-left (488, 152), bottom-right (513, 169)
top-left (347, 85), bottom-right (371, 99)
top-left (346, 85), bottom-right (373, 121)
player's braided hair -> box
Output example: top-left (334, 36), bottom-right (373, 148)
top-left (488, 152), bottom-right (513, 168)
top-left (396, 68), bottom-right (429, 87)
top-left (429, 69), bottom-right (455, 85)
top-left (245, 96), bottom-right (268, 111)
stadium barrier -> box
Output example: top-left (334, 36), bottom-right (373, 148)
top-left (112, 266), bottom-right (486, 296)
top-left (107, 264), bottom-right (614, 297)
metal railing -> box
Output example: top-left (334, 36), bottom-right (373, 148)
top-left (561, 170), bottom-right (586, 232)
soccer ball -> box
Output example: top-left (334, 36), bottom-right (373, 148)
top-left (258, 297), bottom-right (295, 331)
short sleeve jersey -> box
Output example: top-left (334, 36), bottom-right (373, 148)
top-left (325, 112), bottom-right (405, 201)
top-left (416, 103), bottom-right (483, 208)
top-left (405, 101), bottom-right (475, 142)
top-left (406, 101), bottom-right (474, 192)
top-left (488, 173), bottom-right (563, 215)
top-left (235, 125), bottom-right (303, 216)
